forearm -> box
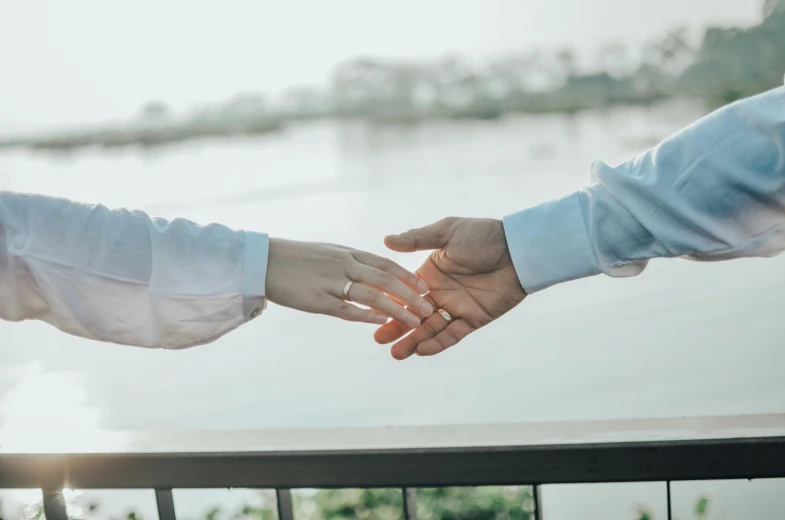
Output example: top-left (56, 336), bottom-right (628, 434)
top-left (0, 191), bottom-right (268, 349)
top-left (504, 85), bottom-right (785, 293)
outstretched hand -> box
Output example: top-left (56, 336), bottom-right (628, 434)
top-left (266, 238), bottom-right (433, 326)
top-left (374, 217), bottom-right (526, 360)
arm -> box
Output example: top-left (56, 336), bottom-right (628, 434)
top-left (377, 85), bottom-right (785, 359)
top-left (0, 192), bottom-right (431, 349)
top-left (504, 85), bottom-right (785, 293)
top-left (0, 191), bottom-right (268, 349)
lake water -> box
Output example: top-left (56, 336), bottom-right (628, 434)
top-left (1, 101), bottom-right (784, 519)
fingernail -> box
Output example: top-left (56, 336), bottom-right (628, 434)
top-left (407, 315), bottom-right (421, 328)
top-left (417, 280), bottom-right (428, 293)
top-left (421, 302), bottom-right (434, 316)
top-left (376, 315), bottom-right (388, 325)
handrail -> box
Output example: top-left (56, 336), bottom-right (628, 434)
top-left (2, 414), bottom-right (784, 520)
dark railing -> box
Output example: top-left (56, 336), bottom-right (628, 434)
top-left (2, 414), bottom-right (784, 520)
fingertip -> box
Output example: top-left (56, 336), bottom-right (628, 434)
top-left (384, 234), bottom-right (411, 252)
top-left (374, 327), bottom-right (389, 344)
top-left (391, 337), bottom-right (418, 360)
top-left (374, 322), bottom-right (401, 344)
top-left (415, 345), bottom-right (433, 357)
top-left (417, 279), bottom-right (429, 293)
top-left (391, 346), bottom-right (415, 361)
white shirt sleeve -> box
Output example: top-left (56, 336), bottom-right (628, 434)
top-left (0, 192), bottom-right (268, 349)
top-left (503, 85), bottom-right (785, 294)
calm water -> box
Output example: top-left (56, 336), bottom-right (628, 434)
top-left (1, 101), bottom-right (784, 518)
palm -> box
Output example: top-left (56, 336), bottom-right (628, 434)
top-left (419, 223), bottom-right (523, 329)
top-left (376, 218), bottom-right (526, 359)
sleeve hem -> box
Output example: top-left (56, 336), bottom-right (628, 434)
top-left (242, 231), bottom-right (269, 320)
top-left (502, 192), bottom-right (600, 293)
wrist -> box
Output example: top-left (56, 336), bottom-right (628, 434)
top-left (503, 192), bottom-right (599, 293)
top-left (242, 231), bottom-right (270, 319)
top-left (265, 237), bottom-right (286, 305)
top-left (496, 220), bottom-right (526, 296)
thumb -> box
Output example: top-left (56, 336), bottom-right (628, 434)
top-left (385, 218), bottom-right (456, 252)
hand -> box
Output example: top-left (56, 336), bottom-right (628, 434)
top-left (374, 218), bottom-right (526, 359)
top-left (266, 238), bottom-right (434, 326)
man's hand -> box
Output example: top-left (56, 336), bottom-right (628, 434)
top-left (375, 217), bottom-right (526, 360)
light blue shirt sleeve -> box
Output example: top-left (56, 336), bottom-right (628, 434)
top-left (503, 85), bottom-right (785, 294)
top-left (0, 192), bottom-right (269, 349)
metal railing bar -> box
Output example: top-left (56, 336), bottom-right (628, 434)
top-left (402, 487), bottom-right (417, 520)
top-left (666, 481), bottom-right (672, 520)
top-left (532, 485), bottom-right (543, 520)
top-left (42, 489), bottom-right (69, 520)
top-left (276, 488), bottom-right (294, 520)
top-left (155, 489), bottom-right (177, 520)
top-left (3, 436), bottom-right (784, 489)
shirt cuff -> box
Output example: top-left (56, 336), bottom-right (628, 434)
top-left (242, 231), bottom-right (269, 320)
top-left (502, 192), bottom-right (600, 294)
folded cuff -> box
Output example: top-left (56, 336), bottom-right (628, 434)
top-left (242, 231), bottom-right (269, 320)
top-left (503, 192), bottom-right (599, 294)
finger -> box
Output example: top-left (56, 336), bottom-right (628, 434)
top-left (381, 291), bottom-right (429, 320)
top-left (328, 299), bottom-right (389, 325)
top-left (415, 319), bottom-right (474, 357)
top-left (348, 283), bottom-right (421, 329)
top-left (384, 218), bottom-right (455, 253)
top-left (350, 263), bottom-right (433, 317)
top-left (374, 294), bottom-right (436, 344)
top-left (352, 251), bottom-right (429, 294)
top-left (390, 312), bottom-right (449, 360)
top-left (374, 319), bottom-right (412, 344)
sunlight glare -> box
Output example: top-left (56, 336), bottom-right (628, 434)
top-left (0, 362), bottom-right (126, 453)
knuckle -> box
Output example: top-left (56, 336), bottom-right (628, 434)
top-left (379, 271), bottom-right (396, 287)
top-left (395, 307), bottom-right (411, 320)
top-left (423, 320), bottom-right (440, 336)
top-left (367, 291), bottom-right (381, 306)
top-left (340, 251), bottom-right (354, 266)
top-left (314, 293), bottom-right (331, 309)
top-left (440, 328), bottom-right (458, 346)
top-left (338, 302), bottom-right (355, 318)
top-left (379, 257), bottom-right (395, 271)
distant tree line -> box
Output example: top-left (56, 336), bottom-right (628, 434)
top-left (3, 0), bottom-right (782, 151)
top-left (195, 0), bottom-right (783, 125)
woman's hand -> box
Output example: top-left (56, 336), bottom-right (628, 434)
top-left (265, 238), bottom-right (434, 326)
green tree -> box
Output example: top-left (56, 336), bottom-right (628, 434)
top-left (300, 487), bottom-right (535, 520)
top-left (763, 0), bottom-right (785, 18)
top-left (138, 101), bottom-right (171, 121)
top-left (695, 496), bottom-right (710, 518)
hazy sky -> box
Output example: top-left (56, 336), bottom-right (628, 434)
top-left (0, 0), bottom-right (763, 128)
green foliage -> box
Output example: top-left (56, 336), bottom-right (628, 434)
top-left (637, 510), bottom-right (653, 520)
top-left (299, 489), bottom-right (402, 520)
top-left (695, 496), bottom-right (710, 518)
top-left (0, 487), bottom-right (719, 520)
top-left (677, 8), bottom-right (785, 97)
top-left (292, 487), bottom-right (534, 520)
top-left (764, 0), bottom-right (785, 17)
top-left (4, 0), bottom-right (782, 153)
top-left (416, 487), bottom-right (534, 520)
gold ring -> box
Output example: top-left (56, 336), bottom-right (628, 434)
top-left (343, 281), bottom-right (355, 300)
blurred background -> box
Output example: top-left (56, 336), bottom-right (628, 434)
top-left (1, 1), bottom-right (785, 519)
